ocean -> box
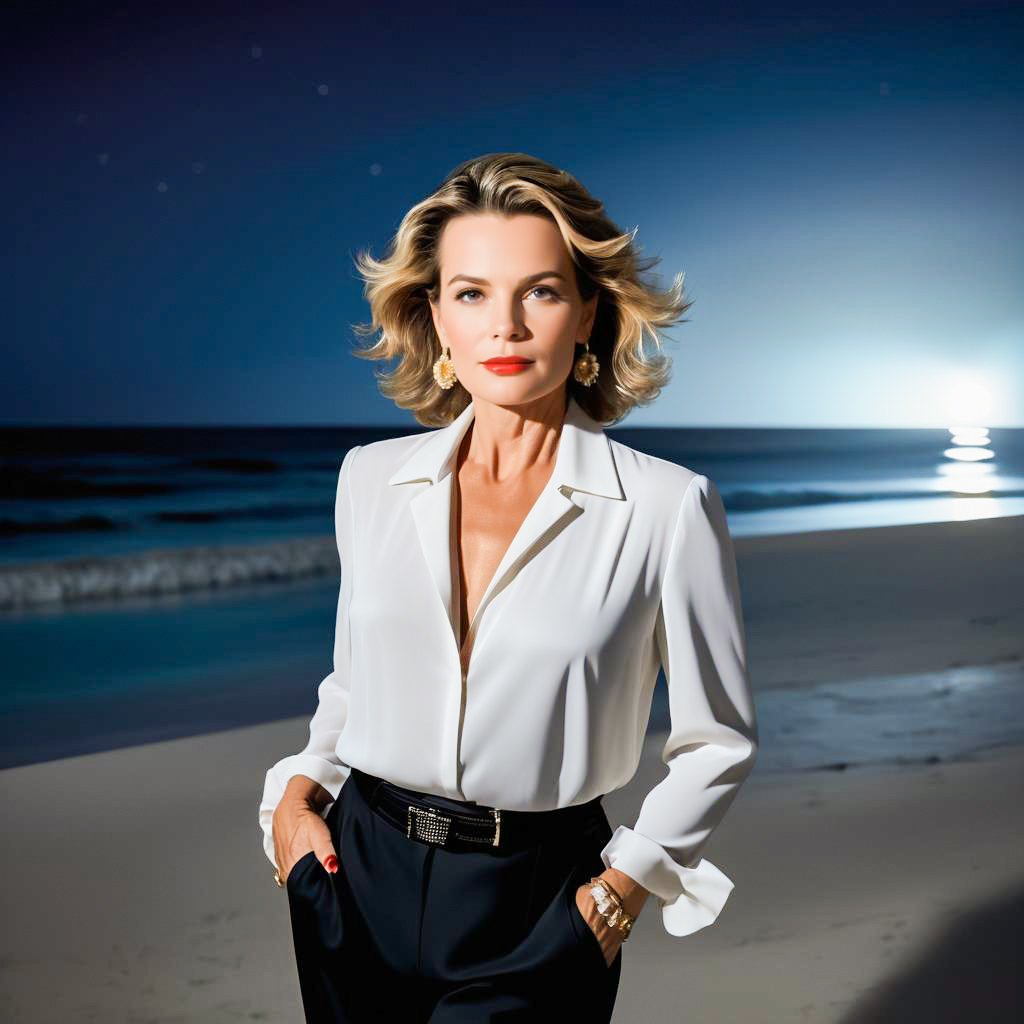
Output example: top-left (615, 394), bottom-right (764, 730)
top-left (2, 422), bottom-right (1023, 771)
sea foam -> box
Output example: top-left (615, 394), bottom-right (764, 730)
top-left (0, 537), bottom-right (339, 610)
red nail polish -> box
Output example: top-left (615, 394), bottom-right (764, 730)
top-left (324, 855), bottom-right (338, 873)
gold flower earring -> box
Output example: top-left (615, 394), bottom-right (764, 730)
top-left (433, 345), bottom-right (457, 390)
top-left (573, 339), bottom-right (599, 387)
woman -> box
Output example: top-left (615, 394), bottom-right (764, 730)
top-left (258, 152), bottom-right (758, 1022)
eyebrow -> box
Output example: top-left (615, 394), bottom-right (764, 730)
top-left (446, 271), bottom-right (568, 288)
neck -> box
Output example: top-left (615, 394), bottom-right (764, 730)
top-left (460, 388), bottom-right (568, 484)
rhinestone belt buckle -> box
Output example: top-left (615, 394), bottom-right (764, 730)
top-left (407, 804), bottom-right (453, 846)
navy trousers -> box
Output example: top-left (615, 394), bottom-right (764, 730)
top-left (285, 767), bottom-right (623, 1022)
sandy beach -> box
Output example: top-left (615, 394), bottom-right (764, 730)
top-left (2, 514), bottom-right (1022, 1022)
top-left (735, 512), bottom-right (1023, 690)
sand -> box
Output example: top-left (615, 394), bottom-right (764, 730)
top-left (2, 514), bottom-right (1022, 1023)
top-left (734, 514), bottom-right (1023, 689)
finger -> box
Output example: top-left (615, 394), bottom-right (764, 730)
top-left (271, 824), bottom-right (284, 879)
top-left (271, 806), bottom-right (293, 879)
top-left (309, 812), bottom-right (339, 873)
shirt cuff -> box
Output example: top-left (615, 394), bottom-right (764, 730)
top-left (599, 824), bottom-right (735, 937)
top-left (258, 753), bottom-right (350, 872)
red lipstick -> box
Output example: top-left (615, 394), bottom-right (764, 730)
top-left (482, 356), bottom-right (534, 375)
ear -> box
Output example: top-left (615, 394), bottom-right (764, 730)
top-left (428, 295), bottom-right (445, 347)
top-left (579, 292), bottom-right (599, 338)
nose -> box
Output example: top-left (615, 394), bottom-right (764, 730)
top-left (491, 297), bottom-right (527, 340)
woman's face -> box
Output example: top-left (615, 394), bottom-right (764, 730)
top-left (428, 213), bottom-right (598, 409)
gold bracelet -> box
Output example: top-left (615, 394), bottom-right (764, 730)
top-left (587, 876), bottom-right (635, 940)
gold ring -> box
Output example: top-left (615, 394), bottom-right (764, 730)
top-left (273, 870), bottom-right (284, 888)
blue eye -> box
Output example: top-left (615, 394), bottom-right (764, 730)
top-left (454, 286), bottom-right (561, 303)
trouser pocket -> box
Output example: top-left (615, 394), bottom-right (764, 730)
top-left (286, 786), bottom-right (349, 955)
top-left (564, 866), bottom-right (612, 968)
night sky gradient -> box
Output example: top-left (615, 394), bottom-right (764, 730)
top-left (3, 1), bottom-right (1021, 427)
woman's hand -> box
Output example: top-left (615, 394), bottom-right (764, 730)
top-left (272, 775), bottom-right (339, 883)
top-left (574, 868), bottom-right (649, 967)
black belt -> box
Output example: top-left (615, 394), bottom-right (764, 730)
top-left (349, 766), bottom-right (605, 853)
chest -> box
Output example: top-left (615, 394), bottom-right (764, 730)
top-left (346, 456), bottom-right (668, 689)
top-left (453, 463), bottom-right (552, 659)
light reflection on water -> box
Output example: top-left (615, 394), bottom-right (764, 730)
top-left (942, 424), bottom-right (997, 496)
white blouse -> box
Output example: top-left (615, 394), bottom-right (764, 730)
top-left (259, 394), bottom-right (758, 938)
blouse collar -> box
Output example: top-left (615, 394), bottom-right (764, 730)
top-left (387, 393), bottom-right (624, 501)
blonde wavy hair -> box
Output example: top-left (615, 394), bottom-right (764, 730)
top-left (350, 152), bottom-right (692, 427)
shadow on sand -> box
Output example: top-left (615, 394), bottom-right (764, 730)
top-left (838, 877), bottom-right (1024, 1022)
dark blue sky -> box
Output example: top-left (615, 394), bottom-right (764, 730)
top-left (4, 1), bottom-right (1021, 427)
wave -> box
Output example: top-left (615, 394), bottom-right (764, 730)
top-left (0, 537), bottom-right (339, 611)
top-left (2, 468), bottom-right (177, 500)
top-left (0, 501), bottom-right (332, 536)
top-left (2, 458), bottom-right (288, 500)
top-left (0, 514), bottom-right (120, 536)
top-left (723, 485), bottom-right (1024, 511)
top-left (185, 456), bottom-right (283, 473)
top-left (153, 501), bottom-right (330, 524)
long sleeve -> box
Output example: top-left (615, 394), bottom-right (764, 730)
top-left (599, 473), bottom-right (758, 937)
top-left (257, 444), bottom-right (361, 872)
